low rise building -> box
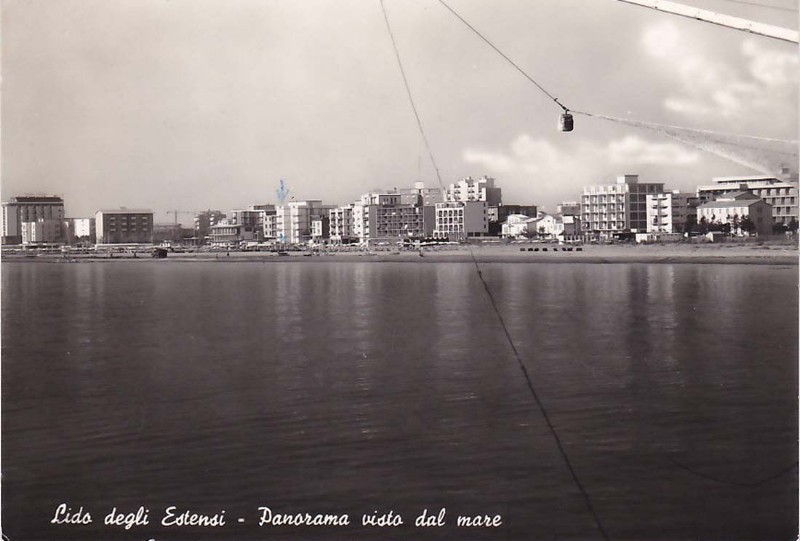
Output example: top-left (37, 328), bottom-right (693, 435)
top-left (209, 222), bottom-right (256, 247)
top-left (95, 209), bottom-right (153, 244)
top-left (696, 191), bottom-right (773, 236)
top-left (696, 175), bottom-right (798, 226)
top-left (501, 214), bottom-right (535, 238)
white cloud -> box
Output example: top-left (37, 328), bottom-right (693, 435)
top-left (461, 150), bottom-right (514, 172)
top-left (743, 39), bottom-right (798, 88)
top-left (642, 23), bottom-right (798, 125)
top-left (461, 133), bottom-right (701, 205)
top-left (608, 135), bottom-right (699, 164)
top-left (642, 22), bottom-right (680, 59)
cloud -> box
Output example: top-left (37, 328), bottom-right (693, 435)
top-left (461, 150), bottom-right (514, 172)
top-left (743, 39), bottom-right (798, 89)
top-left (461, 133), bottom-right (701, 206)
top-left (642, 22), bottom-right (680, 59)
top-left (641, 23), bottom-right (798, 125)
top-left (608, 135), bottom-right (699, 164)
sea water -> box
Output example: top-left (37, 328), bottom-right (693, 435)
top-left (2, 261), bottom-right (797, 540)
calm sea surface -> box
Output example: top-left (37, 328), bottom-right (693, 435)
top-left (2, 261), bottom-right (797, 541)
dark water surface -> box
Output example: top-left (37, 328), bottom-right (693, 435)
top-left (2, 261), bottom-right (797, 541)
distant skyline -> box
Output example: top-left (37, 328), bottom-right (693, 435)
top-left (3, 0), bottom-right (797, 223)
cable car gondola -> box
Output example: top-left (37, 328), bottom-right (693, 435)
top-left (559, 111), bottom-right (574, 132)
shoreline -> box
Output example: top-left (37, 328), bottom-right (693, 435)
top-left (3, 243), bottom-right (798, 266)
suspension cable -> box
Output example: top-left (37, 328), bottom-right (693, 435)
top-left (380, 2), bottom-right (609, 538)
top-left (380, 0), bottom-right (445, 189)
top-left (434, 0), bottom-right (570, 112)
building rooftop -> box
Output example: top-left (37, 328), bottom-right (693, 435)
top-left (7, 196), bottom-right (64, 204)
top-left (712, 175), bottom-right (791, 184)
top-left (96, 209), bottom-right (153, 214)
top-left (697, 199), bottom-right (769, 209)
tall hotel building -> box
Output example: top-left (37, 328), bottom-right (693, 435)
top-left (433, 176), bottom-right (498, 240)
top-left (2, 196), bottom-right (65, 245)
top-left (581, 175), bottom-right (664, 234)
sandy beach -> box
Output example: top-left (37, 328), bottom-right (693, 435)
top-left (7, 241), bottom-right (798, 265)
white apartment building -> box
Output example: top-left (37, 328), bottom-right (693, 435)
top-left (329, 205), bottom-right (354, 244)
top-left (445, 176), bottom-right (502, 206)
top-left (275, 200), bottom-right (333, 244)
top-left (263, 213), bottom-right (277, 240)
top-left (581, 175), bottom-right (665, 234)
top-left (346, 191), bottom-right (436, 244)
top-left (434, 201), bottom-right (487, 240)
top-left (696, 175), bottom-right (798, 226)
top-left (646, 191), bottom-right (698, 233)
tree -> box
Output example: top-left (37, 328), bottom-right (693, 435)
top-left (788, 218), bottom-right (798, 233)
top-left (740, 216), bottom-right (756, 235)
top-left (698, 216), bottom-right (709, 234)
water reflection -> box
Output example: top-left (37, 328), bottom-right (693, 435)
top-left (1, 261), bottom-right (796, 541)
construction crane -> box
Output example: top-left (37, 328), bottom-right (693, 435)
top-left (166, 209), bottom-right (196, 225)
top-left (616, 0), bottom-right (799, 44)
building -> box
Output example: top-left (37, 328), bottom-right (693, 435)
top-left (64, 217), bottom-right (96, 244)
top-left (21, 219), bottom-right (63, 244)
top-left (152, 223), bottom-right (187, 245)
top-left (501, 214), bottom-right (536, 238)
top-left (263, 213), bottom-right (278, 241)
top-left (445, 176), bottom-right (502, 205)
top-left (2, 196), bottom-right (65, 245)
top-left (489, 204), bottom-right (537, 235)
top-left (561, 215), bottom-right (581, 240)
top-left (311, 215), bottom-right (330, 243)
top-left (230, 208), bottom-right (266, 242)
top-left (275, 200), bottom-right (334, 244)
top-left (95, 209), bottom-right (154, 244)
top-left (329, 205), bottom-right (355, 244)
top-left (557, 201), bottom-right (581, 216)
top-left (368, 193), bottom-right (434, 242)
top-left (209, 222), bottom-right (256, 247)
top-left (345, 191), bottom-right (437, 244)
top-left (250, 205), bottom-right (277, 240)
top-left (581, 175), bottom-right (665, 235)
top-left (434, 201), bottom-right (488, 240)
top-left (696, 175), bottom-right (798, 226)
top-left (646, 191), bottom-right (698, 233)
top-left (194, 210), bottom-right (226, 243)
top-left (696, 191), bottom-right (773, 236)
top-left (400, 182), bottom-right (444, 206)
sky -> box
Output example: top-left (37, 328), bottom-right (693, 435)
top-left (2, 0), bottom-right (798, 222)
